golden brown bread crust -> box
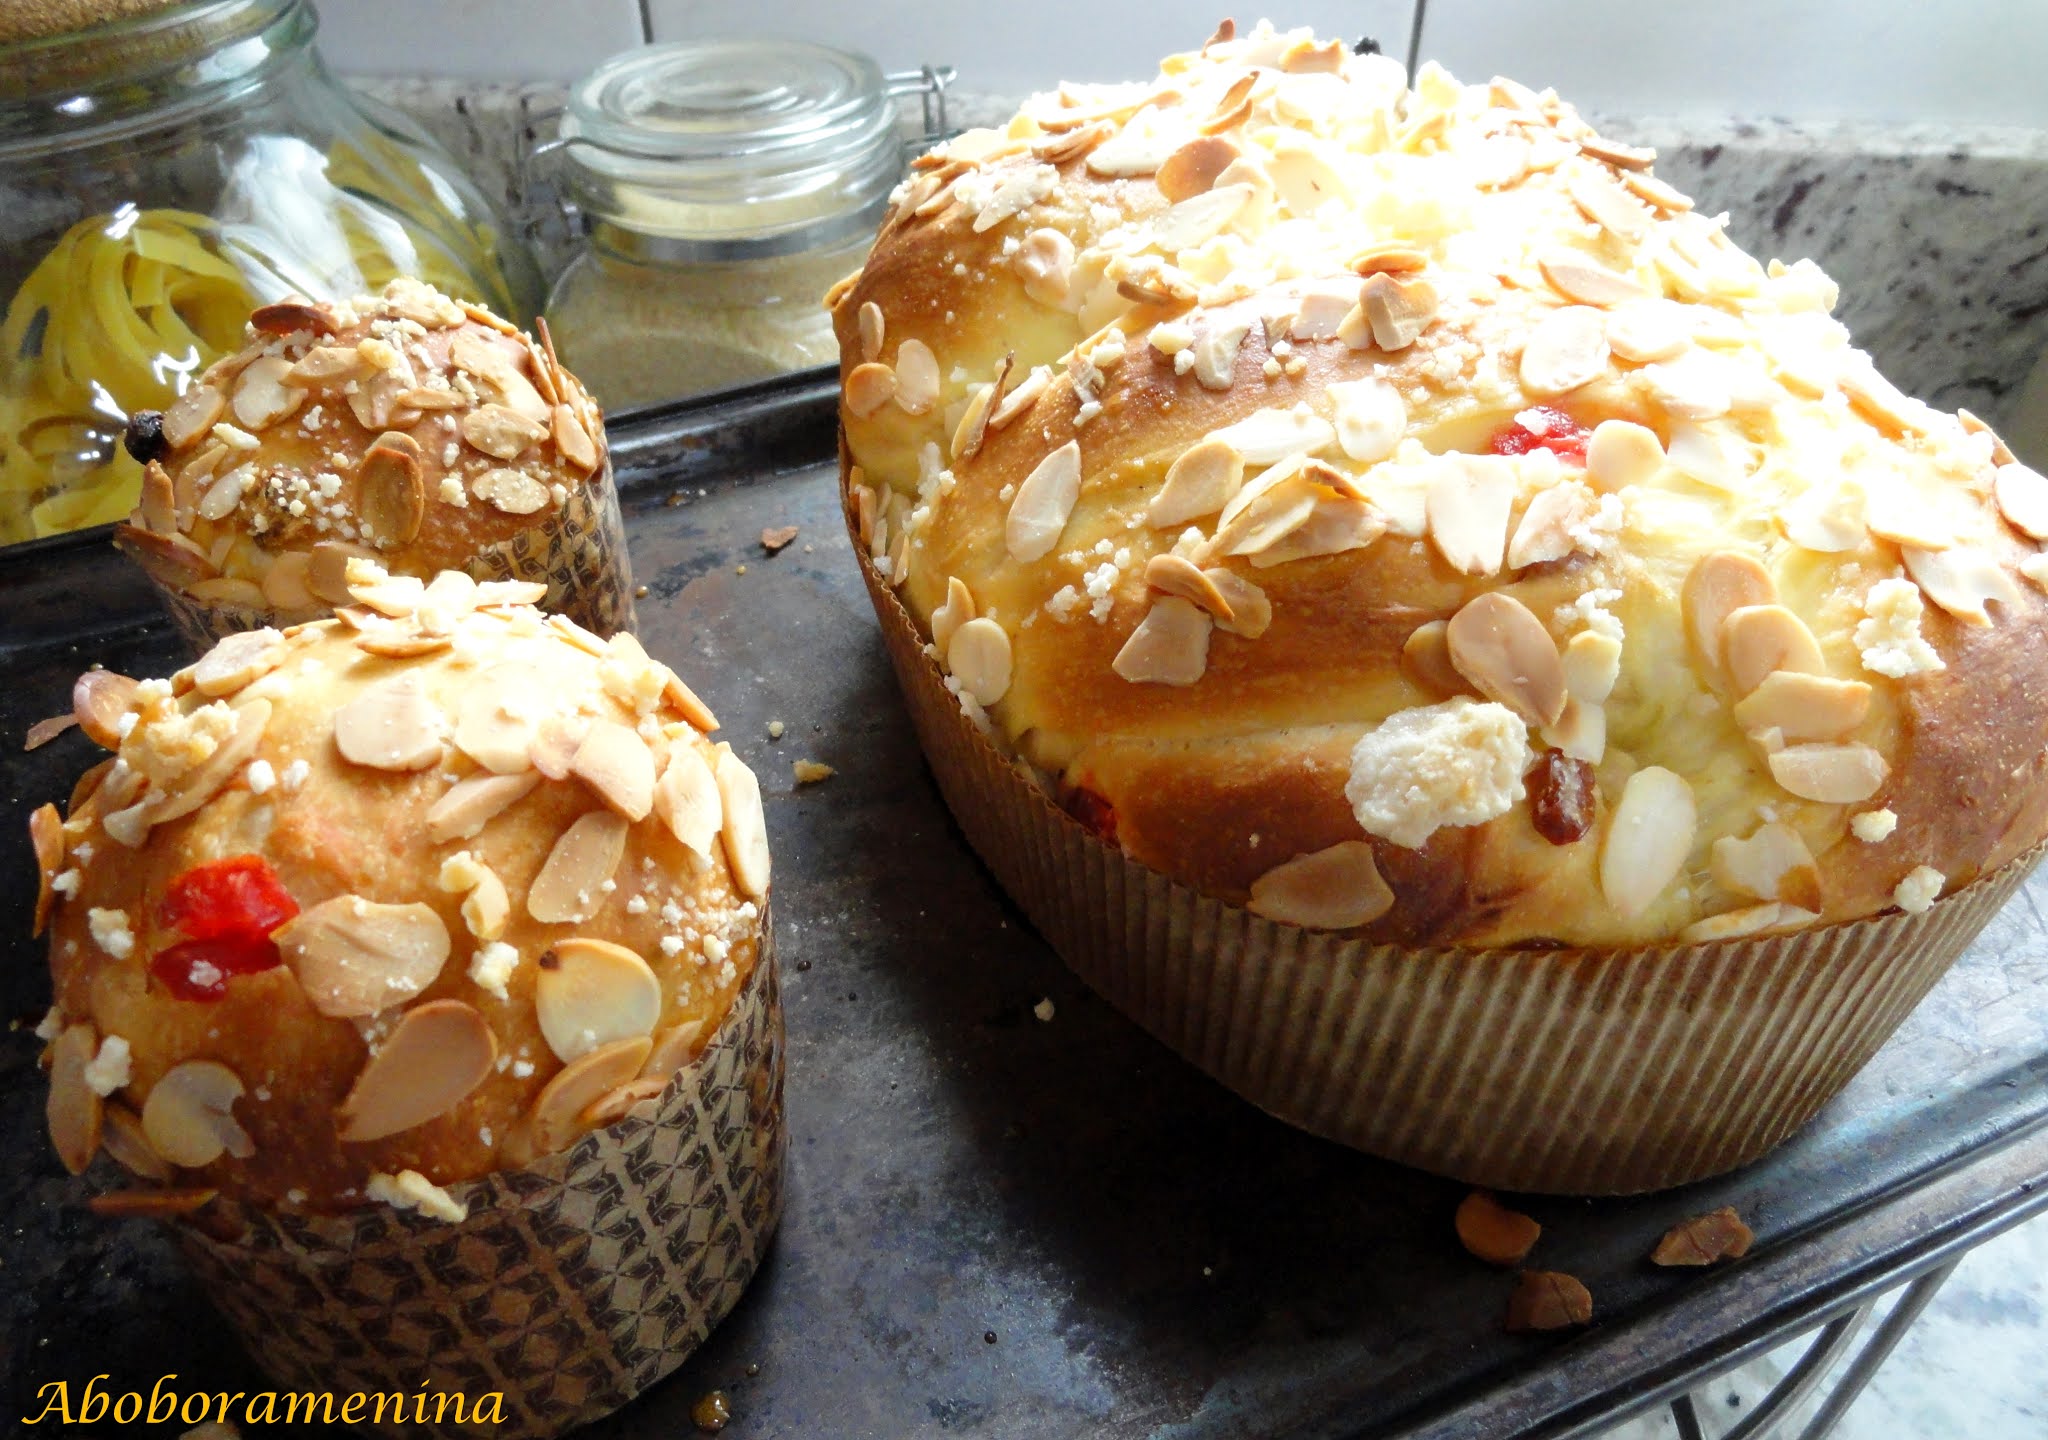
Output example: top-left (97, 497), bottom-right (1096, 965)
top-left (33, 568), bottom-right (766, 1214)
top-left (833, 23), bottom-right (2048, 947)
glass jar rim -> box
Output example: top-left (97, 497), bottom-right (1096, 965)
top-left (558, 39), bottom-right (903, 252)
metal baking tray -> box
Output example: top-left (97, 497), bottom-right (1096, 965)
top-left (3, 372), bottom-right (2046, 1439)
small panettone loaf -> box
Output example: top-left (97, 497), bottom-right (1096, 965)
top-left (116, 278), bottom-right (623, 634)
top-left (32, 563), bottom-right (768, 1217)
top-left (833, 20), bottom-right (2048, 947)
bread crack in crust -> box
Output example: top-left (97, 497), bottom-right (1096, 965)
top-left (832, 20), bottom-right (2048, 946)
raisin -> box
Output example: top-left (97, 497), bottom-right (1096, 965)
top-left (1064, 786), bottom-right (1118, 845)
top-left (122, 410), bottom-right (168, 465)
top-left (159, 854), bottom-right (299, 941)
top-left (1530, 751), bottom-right (1596, 845)
top-left (149, 935), bottom-right (283, 1003)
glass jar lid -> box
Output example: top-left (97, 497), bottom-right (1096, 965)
top-left (559, 40), bottom-right (903, 260)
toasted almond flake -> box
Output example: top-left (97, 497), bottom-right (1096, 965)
top-left (30, 802), bottom-right (63, 936)
top-left (531, 1036), bottom-right (651, 1156)
top-left (1402, 619), bottom-right (1469, 696)
top-left (260, 549), bottom-right (317, 611)
top-left (1208, 469), bottom-right (1318, 560)
top-left (1541, 694), bottom-right (1607, 764)
top-left (526, 713), bottom-right (586, 782)
top-left (553, 402), bottom-right (600, 473)
top-left (1722, 604), bottom-right (1826, 695)
top-left (141, 1059), bottom-right (252, 1167)
top-left (1538, 250), bottom-right (1645, 306)
top-left (1681, 903), bottom-right (1797, 943)
top-left (652, 743), bottom-right (722, 860)
top-left (275, 896), bottom-right (451, 1018)
top-left (1212, 407), bottom-right (1336, 466)
top-left (1506, 481), bottom-right (1594, 569)
top-left (461, 867), bottom-right (511, 941)
top-left (356, 629), bottom-right (452, 660)
top-left (461, 402), bottom-right (549, 461)
top-left (1567, 166), bottom-right (1652, 242)
top-left (1447, 592), bottom-right (1568, 726)
top-left (357, 436), bottom-right (425, 545)
top-left (894, 339), bottom-right (941, 415)
top-left (704, 748), bottom-right (769, 900)
top-left (427, 770), bottom-right (539, 843)
top-left (1329, 377), bottom-right (1407, 463)
top-left (1348, 243), bottom-right (1431, 276)
top-left (1841, 358), bottom-right (1937, 436)
top-left (453, 665), bottom-right (545, 773)
top-left (191, 628), bottom-right (285, 698)
top-left (1148, 437), bottom-right (1244, 528)
top-left (946, 616), bottom-right (1013, 706)
top-left (306, 541), bottom-right (377, 605)
top-left (1993, 461), bottom-right (2048, 539)
top-left (529, 810), bottom-right (630, 924)
top-left (858, 302), bottom-right (886, 361)
top-left (1014, 228), bottom-right (1076, 306)
top-left (1579, 133), bottom-right (1657, 169)
top-left (1520, 306), bottom-right (1610, 395)
top-left (1031, 119), bottom-right (1114, 165)
top-left (1604, 298), bottom-right (1692, 364)
top-left (1683, 552), bottom-right (1776, 674)
top-left (25, 713), bottom-right (75, 750)
top-left (644, 1019), bottom-right (707, 1079)
top-left (1153, 183), bottom-right (1253, 253)
top-left (150, 697), bottom-right (272, 827)
top-left (570, 720), bottom-right (656, 821)
top-left (1903, 545), bottom-right (2020, 625)
top-left (1361, 273), bottom-right (1438, 351)
top-left (1245, 490), bottom-right (1383, 567)
top-left (46, 1022), bottom-right (101, 1175)
top-left (1208, 569), bottom-right (1271, 638)
top-left (1712, 822), bottom-right (1822, 909)
top-left (579, 1075), bottom-right (670, 1129)
top-left (1112, 597), bottom-right (1212, 685)
top-left (335, 999), bottom-right (495, 1143)
top-left (845, 362), bottom-right (898, 418)
top-left (1777, 481), bottom-right (1867, 552)
top-left (472, 467), bottom-right (549, 516)
top-left (1200, 72), bottom-right (1257, 134)
top-left (1156, 135), bottom-right (1240, 202)
top-left (1425, 455), bottom-right (1517, 576)
top-left (1561, 631), bottom-right (1623, 704)
top-left (1191, 317), bottom-right (1252, 388)
top-left (534, 938), bottom-right (662, 1063)
top-left (1144, 553), bottom-right (1234, 621)
top-left (1006, 440), bottom-right (1083, 561)
top-left (137, 459), bottom-right (176, 532)
top-left (931, 576), bottom-right (978, 653)
top-left (71, 669), bottom-right (138, 749)
top-left (1768, 742), bottom-right (1889, 803)
top-left (231, 355), bottom-right (304, 430)
top-left (1599, 766), bottom-right (1696, 917)
top-left (100, 1102), bottom-right (174, 1182)
top-left (1247, 840), bottom-right (1392, 929)
top-left (287, 343), bottom-right (367, 385)
top-left (334, 674), bottom-right (444, 771)
top-left (161, 385), bottom-right (225, 451)
top-left (1733, 671), bottom-right (1872, 743)
top-left (950, 372), bottom-right (1002, 463)
top-left (1622, 169), bottom-right (1691, 212)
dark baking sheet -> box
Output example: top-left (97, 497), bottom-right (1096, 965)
top-left (2, 371), bottom-right (2045, 1440)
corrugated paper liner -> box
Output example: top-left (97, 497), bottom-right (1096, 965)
top-left (147, 456), bottom-right (638, 653)
top-left (855, 544), bottom-right (2043, 1196)
top-left (172, 924), bottom-right (783, 1439)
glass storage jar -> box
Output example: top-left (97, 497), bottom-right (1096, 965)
top-left (545, 41), bottom-right (927, 411)
top-left (0, 0), bottom-right (539, 542)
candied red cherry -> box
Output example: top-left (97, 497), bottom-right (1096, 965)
top-left (1065, 786), bottom-right (1119, 845)
top-left (1491, 406), bottom-right (1590, 464)
top-left (150, 935), bottom-right (284, 1003)
top-left (158, 854), bottom-right (299, 941)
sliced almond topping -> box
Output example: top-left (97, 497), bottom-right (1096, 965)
top-left (306, 541), bottom-right (378, 605)
top-left (858, 301), bottom-right (886, 361)
top-left (249, 297), bottom-right (337, 335)
top-left (1562, 631), bottom-right (1623, 704)
top-left (1329, 377), bottom-right (1407, 463)
top-left (1768, 743), bottom-right (1889, 804)
top-left (1506, 481), bottom-right (1594, 569)
top-left (1153, 183), bottom-right (1253, 252)
top-left (705, 748), bottom-right (771, 900)
top-left (535, 938), bottom-right (662, 1063)
top-left (1683, 552), bottom-right (1776, 674)
top-left (1681, 903), bottom-right (1801, 944)
top-left (141, 1059), bottom-right (253, 1167)
top-left (30, 802), bottom-right (63, 936)
top-left (1144, 553), bottom-right (1234, 621)
top-left (944, 616), bottom-right (1012, 708)
top-left (1201, 72), bottom-right (1257, 133)
top-left (1447, 592), bottom-right (1567, 726)
top-left (1425, 455), bottom-right (1517, 576)
top-left (1014, 228), bottom-right (1076, 306)
top-left (1191, 317), bottom-right (1252, 387)
top-left (277, 896), bottom-right (452, 1018)
top-left (334, 674), bottom-right (445, 771)
top-left (461, 867), bottom-right (510, 941)
top-left (530, 1035), bottom-right (651, 1157)
top-left (570, 720), bottom-right (656, 821)
top-left (1777, 481), bottom-right (1867, 553)
top-left (654, 743), bottom-right (723, 859)
top-left (1207, 467), bottom-right (1318, 560)
top-left (88, 1187), bottom-right (219, 1219)
top-left (1361, 273), bottom-right (1439, 351)
top-left (287, 343), bottom-right (368, 386)
top-left (192, 627), bottom-right (285, 698)
top-left (231, 355), bottom-right (305, 430)
top-left (580, 1075), bottom-right (669, 1129)
top-left (151, 697), bottom-right (272, 827)
top-left (461, 402), bottom-right (549, 461)
top-left (46, 1022), bottom-right (102, 1175)
top-left (1541, 695), bottom-right (1607, 766)
top-left (137, 459), bottom-right (176, 532)
top-left (1902, 545), bottom-right (2021, 625)
top-left (427, 770), bottom-right (539, 843)
top-left (1862, 478), bottom-right (1955, 551)
top-left (472, 468), bottom-right (549, 516)
top-left (1993, 461), bottom-right (2048, 539)
top-left (950, 366), bottom-right (1005, 464)
top-left (845, 362), bottom-right (898, 418)
top-left (1712, 822), bottom-right (1822, 909)
top-left (261, 550), bottom-right (317, 611)
top-left (1156, 135), bottom-right (1241, 202)
top-left (454, 665), bottom-right (545, 773)
top-left (1111, 597), bottom-right (1212, 685)
top-left (529, 811), bottom-right (630, 924)
top-left (893, 339), bottom-right (941, 415)
top-left (1538, 250), bottom-right (1645, 306)
top-left (1733, 671), bottom-right (1872, 744)
top-left (1520, 306), bottom-right (1610, 397)
top-left (931, 575), bottom-right (978, 654)
top-left (1605, 299), bottom-right (1693, 364)
top-left (72, 669), bottom-right (138, 750)
top-left (357, 630), bottom-right (452, 660)
top-left (336, 999), bottom-right (496, 1143)
top-left (1841, 358), bottom-right (1936, 437)
top-left (1599, 766), bottom-right (1696, 918)
top-left (1030, 119), bottom-right (1113, 165)
top-left (1348, 243), bottom-right (1431, 276)
top-left (1246, 840), bottom-right (1393, 930)
top-left (644, 1019), bottom-right (707, 1079)
top-left (1006, 440), bottom-right (1083, 561)
top-left (553, 403), bottom-right (599, 473)
top-left (1722, 604), bottom-right (1826, 695)
top-left (530, 716), bottom-right (592, 782)
top-left (1567, 165), bottom-right (1651, 242)
top-left (1402, 620), bottom-right (1470, 697)
top-left (1208, 569), bottom-right (1272, 638)
top-left (25, 713), bottom-right (75, 751)
top-left (1148, 437), bottom-right (1244, 528)
top-left (660, 668), bottom-right (720, 734)
top-left (161, 385), bottom-right (226, 451)
top-left (100, 1102), bottom-right (174, 1182)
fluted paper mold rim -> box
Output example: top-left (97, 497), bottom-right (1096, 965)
top-left (168, 919), bottom-right (782, 1440)
top-left (124, 456), bottom-right (639, 655)
top-left (851, 536), bottom-right (2042, 1195)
